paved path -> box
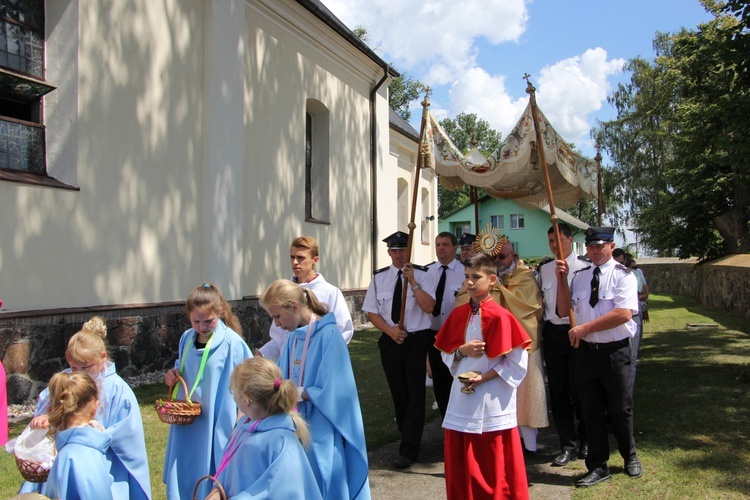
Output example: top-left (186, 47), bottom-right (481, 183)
top-left (368, 414), bottom-right (584, 499)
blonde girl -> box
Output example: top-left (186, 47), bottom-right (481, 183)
top-left (163, 283), bottom-right (252, 500)
top-left (205, 357), bottom-right (321, 499)
top-left (41, 372), bottom-right (113, 500)
top-left (262, 279), bottom-right (371, 499)
top-left (22, 317), bottom-right (150, 500)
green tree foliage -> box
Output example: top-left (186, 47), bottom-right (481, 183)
top-left (593, 2), bottom-right (750, 259)
top-left (436, 113), bottom-right (503, 218)
top-left (389, 72), bottom-right (426, 121)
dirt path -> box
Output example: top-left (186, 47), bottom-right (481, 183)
top-left (368, 414), bottom-right (584, 499)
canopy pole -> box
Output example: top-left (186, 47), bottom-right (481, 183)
top-left (399, 87), bottom-right (431, 328)
top-left (523, 74), bottom-right (577, 334)
top-left (595, 144), bottom-right (603, 226)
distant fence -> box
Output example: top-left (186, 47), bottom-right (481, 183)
top-left (638, 255), bottom-right (750, 319)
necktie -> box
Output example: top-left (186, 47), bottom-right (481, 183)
top-left (589, 267), bottom-right (601, 308)
top-left (432, 265), bottom-right (448, 317)
top-left (391, 270), bottom-right (403, 324)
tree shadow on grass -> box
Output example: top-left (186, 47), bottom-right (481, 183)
top-left (636, 297), bottom-right (750, 495)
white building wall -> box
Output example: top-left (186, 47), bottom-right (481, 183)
top-left (0, 0), bottom-right (394, 313)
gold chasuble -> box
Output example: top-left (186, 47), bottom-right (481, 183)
top-left (455, 261), bottom-right (549, 429)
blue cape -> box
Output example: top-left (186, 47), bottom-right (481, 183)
top-left (163, 319), bottom-right (252, 500)
top-left (278, 313), bottom-right (371, 499)
top-left (42, 426), bottom-right (114, 500)
top-left (21, 362), bottom-right (151, 500)
top-left (215, 414), bottom-right (322, 499)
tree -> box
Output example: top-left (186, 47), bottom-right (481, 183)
top-left (389, 72), bottom-right (426, 121)
top-left (594, 3), bottom-right (750, 259)
top-left (437, 113), bottom-right (502, 218)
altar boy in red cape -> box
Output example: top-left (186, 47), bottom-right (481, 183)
top-left (435, 253), bottom-right (531, 500)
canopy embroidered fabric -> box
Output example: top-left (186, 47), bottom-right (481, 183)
top-left (424, 102), bottom-right (598, 209)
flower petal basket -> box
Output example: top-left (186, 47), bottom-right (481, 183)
top-left (155, 374), bottom-right (202, 425)
top-left (14, 454), bottom-right (51, 483)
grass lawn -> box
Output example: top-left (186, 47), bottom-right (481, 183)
top-left (2, 296), bottom-right (748, 498)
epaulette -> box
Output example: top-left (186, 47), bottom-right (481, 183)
top-left (425, 260), bottom-right (436, 267)
top-left (373, 266), bottom-right (389, 275)
top-left (412, 263), bottom-right (430, 272)
top-left (577, 255), bottom-right (591, 262)
top-left (615, 263), bottom-right (631, 273)
top-left (573, 265), bottom-right (592, 275)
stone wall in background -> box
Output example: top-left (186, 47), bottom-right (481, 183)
top-left (0, 291), bottom-right (368, 404)
top-left (638, 255), bottom-right (750, 318)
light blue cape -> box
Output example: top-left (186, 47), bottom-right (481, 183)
top-left (279, 313), bottom-right (371, 499)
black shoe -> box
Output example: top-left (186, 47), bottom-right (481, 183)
top-left (575, 469), bottom-right (612, 487)
top-left (625, 456), bottom-right (643, 477)
top-left (552, 449), bottom-right (576, 467)
top-left (578, 442), bottom-right (589, 459)
top-left (393, 455), bottom-right (413, 469)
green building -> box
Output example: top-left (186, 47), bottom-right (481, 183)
top-left (438, 195), bottom-right (589, 260)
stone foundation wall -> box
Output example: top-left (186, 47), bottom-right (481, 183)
top-left (638, 255), bottom-right (750, 318)
top-left (0, 291), bottom-right (368, 404)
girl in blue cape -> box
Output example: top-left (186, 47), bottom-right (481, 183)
top-left (42, 371), bottom-right (114, 500)
top-left (262, 279), bottom-right (371, 499)
top-left (22, 316), bottom-right (150, 500)
top-left (204, 357), bottom-right (322, 500)
top-left (163, 283), bottom-right (253, 500)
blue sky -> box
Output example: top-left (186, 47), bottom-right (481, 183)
top-left (325, 0), bottom-right (714, 158)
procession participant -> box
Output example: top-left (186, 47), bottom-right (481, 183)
top-left (436, 253), bottom-right (531, 499)
top-left (163, 283), bottom-right (252, 500)
top-left (538, 224), bottom-right (588, 466)
top-left (362, 231), bottom-right (437, 469)
top-left (455, 230), bottom-right (548, 454)
top-left (556, 227), bottom-right (642, 487)
top-left (265, 280), bottom-right (370, 499)
top-left (23, 317), bottom-right (150, 499)
top-left (459, 232), bottom-right (477, 264)
top-left (205, 357), bottom-right (322, 500)
top-left (427, 231), bottom-right (465, 417)
top-left (256, 236), bottom-right (353, 361)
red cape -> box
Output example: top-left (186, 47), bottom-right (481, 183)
top-left (435, 296), bottom-right (531, 358)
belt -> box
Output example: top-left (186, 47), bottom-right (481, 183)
top-left (579, 338), bottom-right (630, 350)
top-left (406, 328), bottom-right (431, 337)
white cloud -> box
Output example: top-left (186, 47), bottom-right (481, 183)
top-left (447, 67), bottom-right (528, 136)
top-left (536, 48), bottom-right (625, 147)
top-left (324, 0), bottom-right (530, 86)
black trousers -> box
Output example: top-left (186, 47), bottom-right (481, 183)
top-left (575, 339), bottom-right (637, 473)
top-left (427, 330), bottom-right (453, 418)
top-left (542, 321), bottom-right (586, 452)
top-left (378, 329), bottom-right (431, 461)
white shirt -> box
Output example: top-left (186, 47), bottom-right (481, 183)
top-left (538, 252), bottom-right (590, 325)
top-left (428, 258), bottom-right (465, 331)
top-left (362, 264), bottom-right (437, 332)
top-left (569, 257), bottom-right (639, 343)
top-left (441, 314), bottom-right (529, 433)
top-left (257, 273), bottom-right (353, 361)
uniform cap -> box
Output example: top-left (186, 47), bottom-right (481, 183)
top-left (383, 231), bottom-right (408, 249)
top-left (458, 233), bottom-right (477, 247)
top-left (585, 227), bottom-right (616, 245)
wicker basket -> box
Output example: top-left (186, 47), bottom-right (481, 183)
top-left (193, 475), bottom-right (226, 500)
top-left (14, 454), bottom-right (51, 483)
top-left (155, 374), bottom-right (202, 425)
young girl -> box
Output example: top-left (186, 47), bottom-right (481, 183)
top-left (204, 357), bottom-right (322, 499)
top-left (41, 372), bottom-right (113, 500)
top-left (163, 283), bottom-right (253, 500)
top-left (22, 317), bottom-right (151, 500)
top-left (261, 279), bottom-right (371, 499)
top-left (436, 253), bottom-right (532, 499)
